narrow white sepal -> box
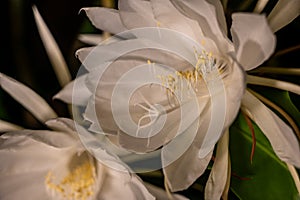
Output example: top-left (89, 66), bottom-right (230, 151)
top-left (267, 0), bottom-right (300, 32)
top-left (242, 90), bottom-right (300, 168)
top-left (78, 34), bottom-right (104, 45)
top-left (0, 73), bottom-right (57, 123)
top-left (0, 120), bottom-right (23, 132)
top-left (32, 5), bottom-right (71, 87)
top-left (253, 0), bottom-right (269, 13)
top-left (287, 163), bottom-right (300, 195)
top-left (247, 75), bottom-right (300, 95)
top-left (252, 67), bottom-right (300, 76)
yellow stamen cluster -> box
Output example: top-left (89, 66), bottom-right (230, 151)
top-left (45, 161), bottom-right (96, 200)
top-left (155, 50), bottom-right (218, 95)
top-left (157, 68), bottom-right (202, 95)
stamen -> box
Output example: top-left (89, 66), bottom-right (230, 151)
top-left (156, 21), bottom-right (161, 27)
top-left (45, 160), bottom-right (96, 200)
top-left (158, 50), bottom-right (226, 98)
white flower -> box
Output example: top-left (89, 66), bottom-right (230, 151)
top-left (0, 117), bottom-right (157, 200)
top-left (56, 0), bottom-right (300, 198)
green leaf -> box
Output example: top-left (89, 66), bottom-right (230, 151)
top-left (229, 112), bottom-right (299, 200)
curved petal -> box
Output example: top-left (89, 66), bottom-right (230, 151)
top-left (78, 34), bottom-right (103, 45)
top-left (251, 67), bottom-right (300, 76)
top-left (205, 129), bottom-right (230, 200)
top-left (32, 5), bottom-right (71, 87)
top-left (163, 148), bottom-right (213, 191)
top-left (82, 7), bottom-right (127, 34)
top-left (118, 0), bottom-right (157, 29)
top-left (253, 0), bottom-right (269, 13)
top-left (205, 0), bottom-right (228, 35)
top-left (287, 164), bottom-right (300, 194)
top-left (0, 132), bottom-right (73, 175)
top-left (170, 0), bottom-right (232, 52)
top-left (230, 13), bottom-right (276, 71)
top-left (54, 75), bottom-right (92, 106)
top-left (0, 120), bottom-right (23, 132)
top-left (118, 0), bottom-right (154, 16)
top-left (149, 0), bottom-right (204, 42)
top-left (0, 171), bottom-right (50, 200)
top-left (0, 73), bottom-right (57, 123)
top-left (45, 118), bottom-right (77, 134)
top-left (223, 63), bottom-right (245, 127)
top-left (1, 130), bottom-right (76, 148)
top-left (75, 123), bottom-right (131, 172)
top-left (98, 166), bottom-right (155, 200)
top-left (247, 75), bottom-right (300, 95)
top-left (144, 183), bottom-right (189, 200)
top-left (162, 113), bottom-right (213, 191)
top-left (241, 90), bottom-right (300, 168)
top-left (267, 0), bottom-right (300, 32)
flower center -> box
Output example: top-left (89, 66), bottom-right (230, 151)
top-left (156, 50), bottom-right (229, 97)
top-left (45, 159), bottom-right (97, 200)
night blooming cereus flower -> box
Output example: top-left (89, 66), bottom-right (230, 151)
top-left (56, 0), bottom-right (300, 199)
top-left (0, 119), bottom-right (155, 200)
top-left (0, 73), bottom-right (189, 200)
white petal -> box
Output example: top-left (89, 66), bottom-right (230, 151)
top-left (162, 113), bottom-right (213, 191)
top-left (163, 148), bottom-right (213, 191)
top-left (82, 7), bottom-right (127, 34)
top-left (0, 171), bottom-right (50, 200)
top-left (0, 132), bottom-right (72, 174)
top-left (144, 183), bottom-right (189, 200)
top-left (253, 0), bottom-right (269, 13)
top-left (287, 164), bottom-right (300, 194)
top-left (170, 0), bottom-right (232, 52)
top-left (268, 0), bottom-right (300, 32)
top-left (0, 130), bottom-right (87, 200)
top-left (2, 129), bottom-right (76, 148)
top-left (118, 0), bottom-right (157, 29)
top-left (45, 118), bottom-right (77, 133)
top-left (252, 67), bottom-right (300, 76)
top-left (247, 75), bottom-right (300, 95)
top-left (150, 0), bottom-right (204, 42)
top-left (206, 0), bottom-right (228, 35)
top-left (78, 34), bottom-right (103, 45)
top-left (242, 90), bottom-right (300, 167)
top-left (98, 166), bottom-right (155, 200)
top-left (75, 124), bottom-right (130, 172)
top-left (0, 73), bottom-right (57, 123)
top-left (84, 96), bottom-right (103, 134)
top-left (0, 120), bottom-right (23, 132)
top-left (205, 130), bottom-right (229, 200)
top-left (32, 5), bottom-right (71, 87)
top-left (77, 29), bottom-right (219, 73)
top-left (54, 75), bottom-right (91, 106)
top-left (118, 0), bottom-right (154, 17)
top-left (223, 63), bottom-right (245, 127)
top-left (231, 13), bottom-right (276, 71)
